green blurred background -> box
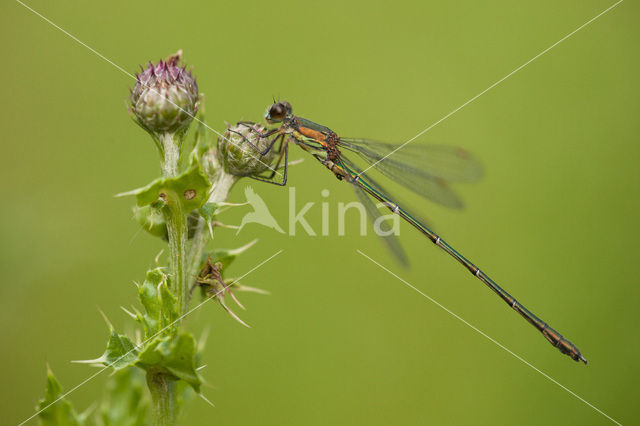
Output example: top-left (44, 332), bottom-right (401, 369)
top-left (2, 0), bottom-right (638, 424)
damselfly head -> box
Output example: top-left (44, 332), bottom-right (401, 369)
top-left (265, 101), bottom-right (292, 124)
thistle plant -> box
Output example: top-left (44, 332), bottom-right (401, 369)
top-left (35, 51), bottom-right (274, 426)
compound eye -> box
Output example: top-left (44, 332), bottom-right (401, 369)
top-left (266, 101), bottom-right (292, 123)
top-left (268, 102), bottom-right (287, 120)
top-left (273, 104), bottom-right (284, 117)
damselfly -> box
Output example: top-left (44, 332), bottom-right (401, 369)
top-left (237, 101), bottom-right (586, 364)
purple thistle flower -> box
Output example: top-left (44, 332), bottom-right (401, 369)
top-left (129, 50), bottom-right (199, 137)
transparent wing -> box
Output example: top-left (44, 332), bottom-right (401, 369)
top-left (340, 139), bottom-right (483, 182)
top-left (340, 139), bottom-right (483, 209)
top-left (339, 157), bottom-right (409, 266)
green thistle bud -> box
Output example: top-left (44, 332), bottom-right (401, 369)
top-left (217, 122), bottom-right (277, 176)
top-left (129, 50), bottom-right (199, 137)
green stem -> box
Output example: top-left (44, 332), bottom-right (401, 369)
top-left (147, 371), bottom-right (177, 426)
top-left (147, 132), bottom-right (186, 426)
top-left (165, 203), bottom-right (188, 318)
top-left (160, 133), bottom-right (180, 177)
top-left (187, 171), bottom-right (237, 295)
top-left (160, 133), bottom-right (188, 318)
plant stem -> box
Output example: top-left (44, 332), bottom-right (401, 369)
top-left (148, 132), bottom-right (186, 426)
top-left (160, 133), bottom-right (180, 177)
top-left (160, 133), bottom-right (189, 318)
top-left (147, 371), bottom-right (177, 426)
top-left (187, 171), bottom-right (237, 292)
top-left (165, 204), bottom-right (188, 317)
top-left (151, 137), bottom-right (238, 425)
top-left (209, 171), bottom-right (238, 204)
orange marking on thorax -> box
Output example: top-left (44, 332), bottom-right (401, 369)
top-left (298, 126), bottom-right (328, 146)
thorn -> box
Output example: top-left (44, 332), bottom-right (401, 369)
top-left (97, 306), bottom-right (113, 329)
top-left (70, 359), bottom-right (103, 366)
top-left (228, 239), bottom-right (258, 256)
top-left (120, 306), bottom-right (137, 319)
top-left (196, 364), bottom-right (208, 371)
top-left (155, 250), bottom-right (164, 265)
top-left (208, 221), bottom-right (214, 239)
top-left (217, 201), bottom-right (250, 207)
top-left (228, 291), bottom-right (246, 310)
top-left (199, 393), bottom-right (216, 408)
top-left (235, 284), bottom-right (270, 295)
top-left (114, 191), bottom-right (139, 198)
top-left (221, 302), bottom-right (250, 328)
top-left (212, 221), bottom-right (240, 230)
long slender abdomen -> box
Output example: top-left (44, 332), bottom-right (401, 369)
top-left (355, 176), bottom-right (587, 364)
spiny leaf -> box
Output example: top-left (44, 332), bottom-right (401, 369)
top-left (134, 204), bottom-right (168, 240)
top-left (199, 202), bottom-right (218, 223)
top-left (134, 205), bottom-right (201, 241)
top-left (100, 367), bottom-right (150, 426)
top-left (135, 338), bottom-right (163, 367)
top-left (139, 269), bottom-right (163, 317)
top-left (137, 333), bottom-right (202, 392)
top-left (136, 267), bottom-right (179, 338)
top-left (159, 275), bottom-right (178, 327)
top-left (204, 239), bottom-right (258, 273)
top-left (129, 305), bottom-right (156, 339)
top-left (37, 367), bottom-right (83, 426)
top-left (118, 163), bottom-right (211, 213)
top-left (75, 329), bottom-right (138, 370)
top-left (158, 334), bottom-right (201, 391)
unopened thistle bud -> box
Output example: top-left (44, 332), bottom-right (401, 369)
top-left (217, 122), bottom-right (277, 176)
top-left (129, 50), bottom-right (199, 137)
